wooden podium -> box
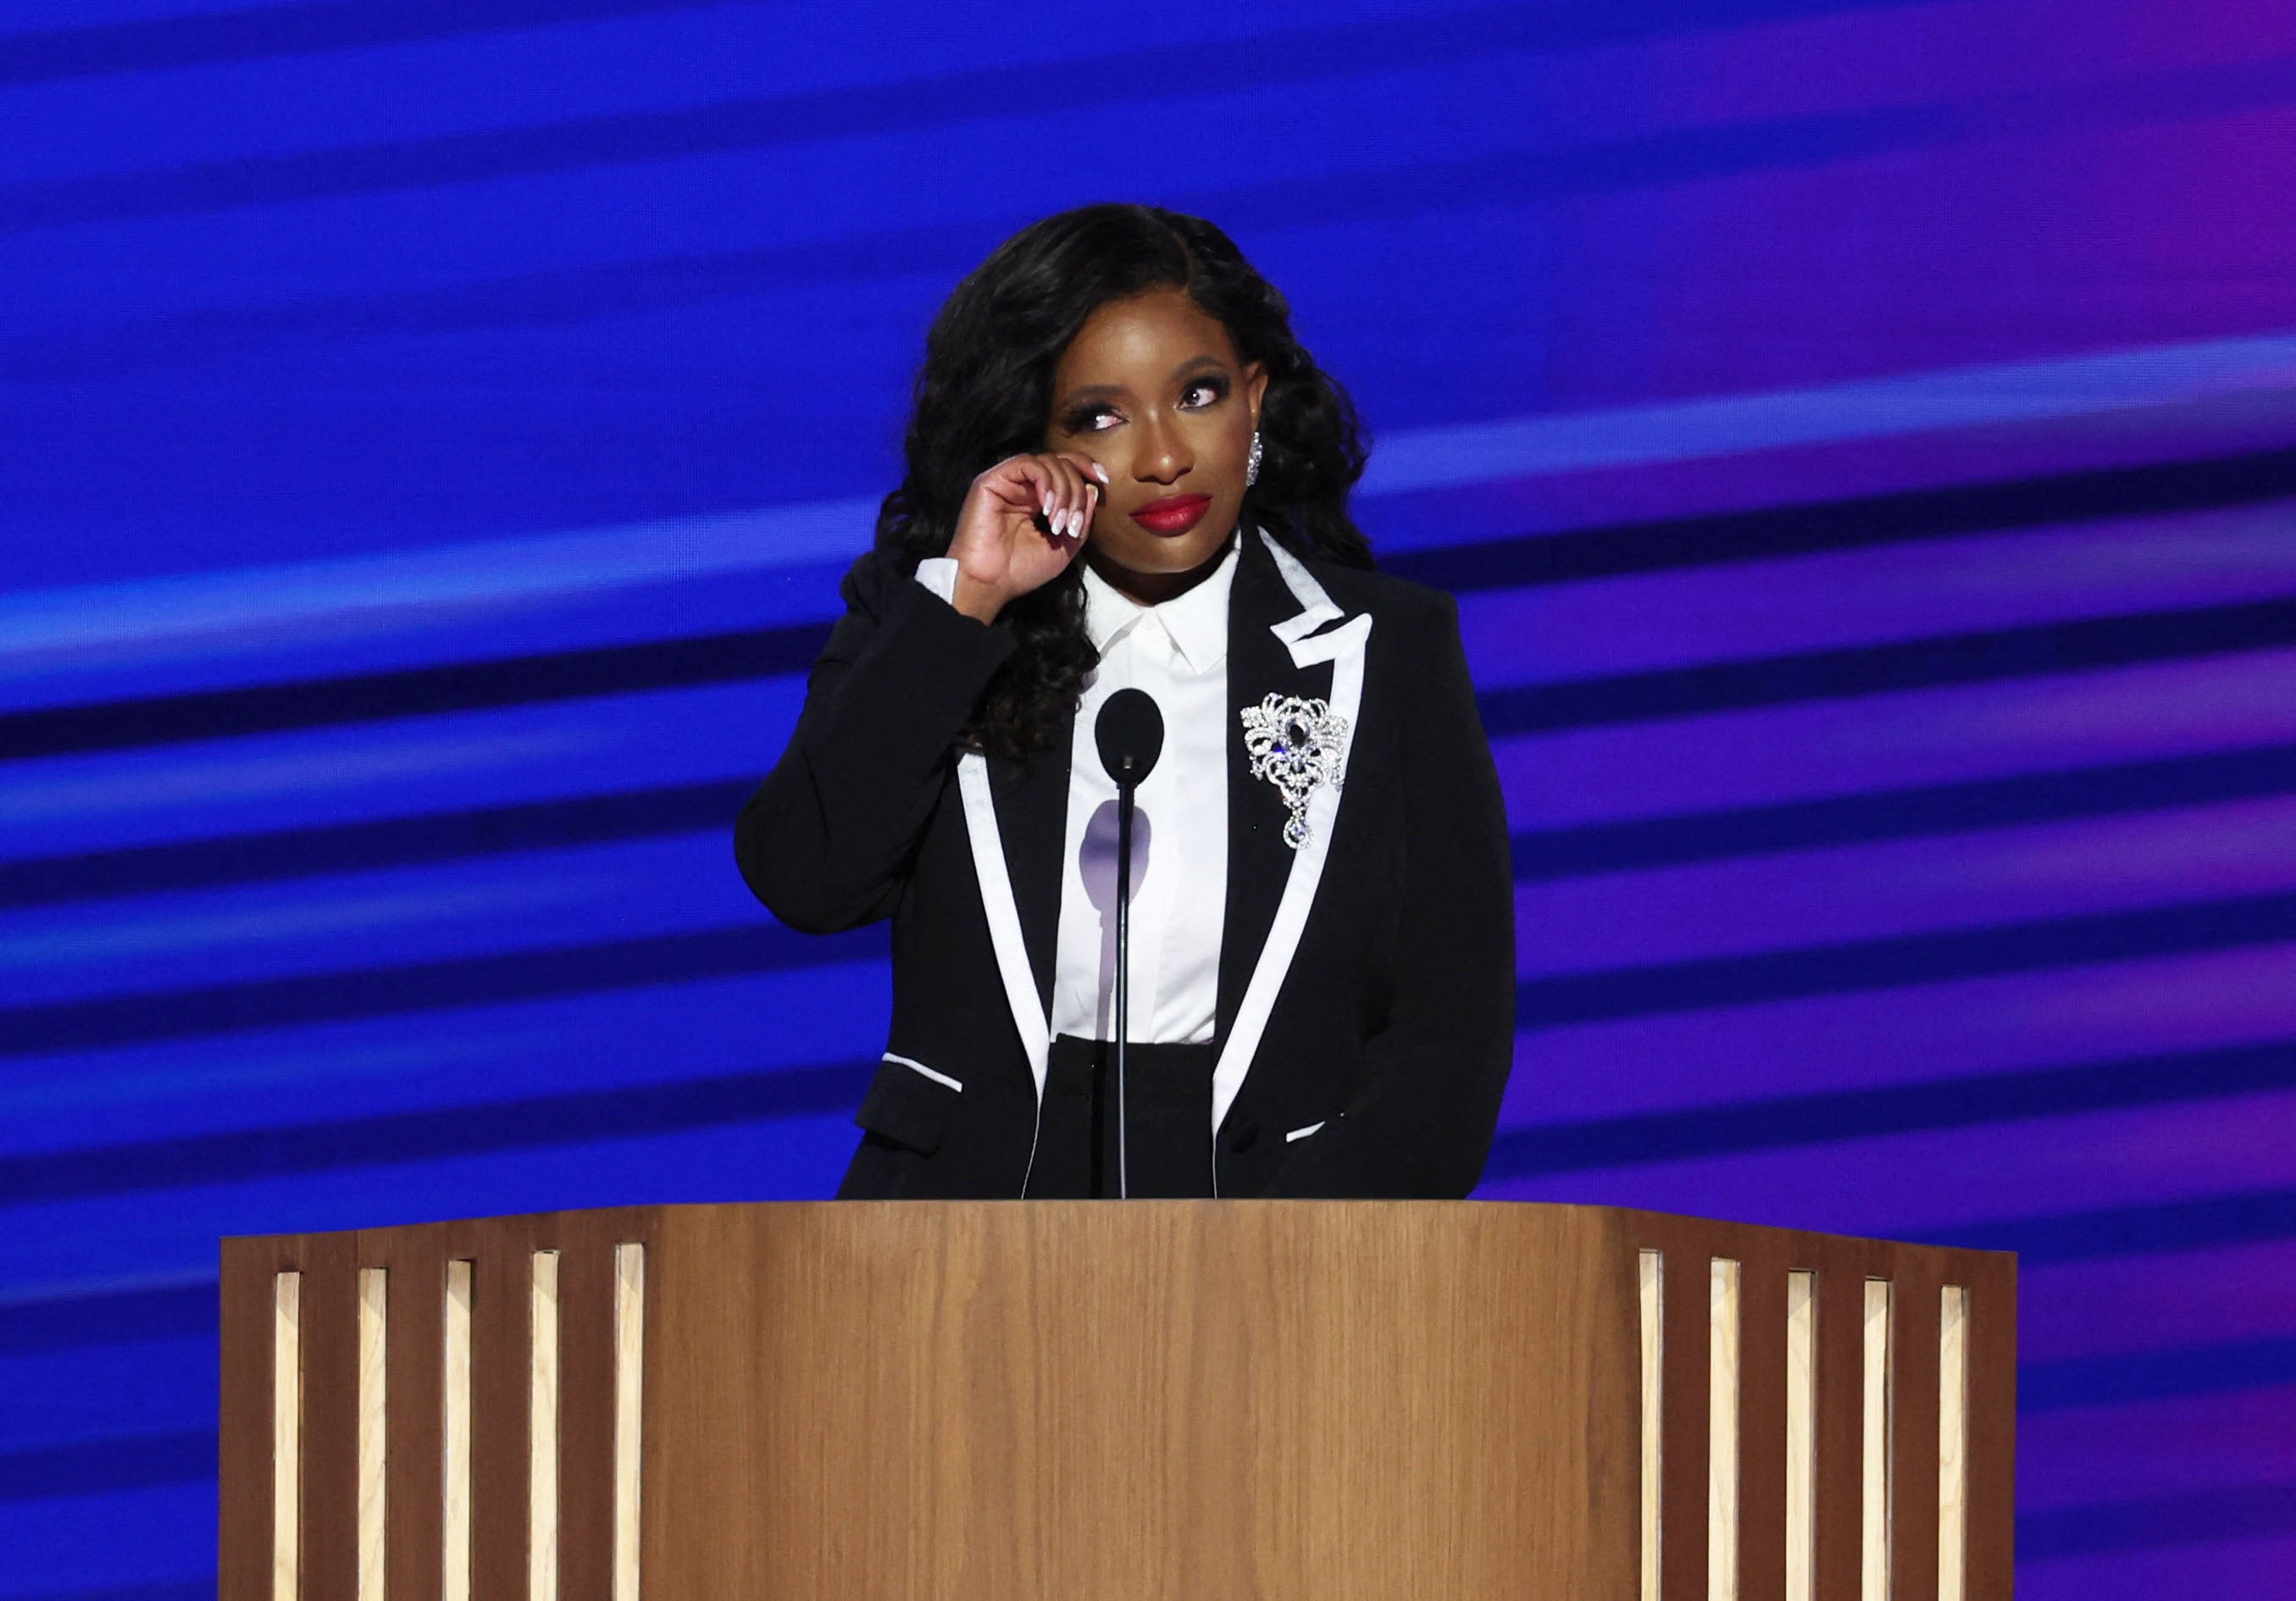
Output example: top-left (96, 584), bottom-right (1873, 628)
top-left (219, 1202), bottom-right (2015, 1599)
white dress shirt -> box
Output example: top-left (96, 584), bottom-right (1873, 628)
top-left (916, 538), bottom-right (1234, 1044)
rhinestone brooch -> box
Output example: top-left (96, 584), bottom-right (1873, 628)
top-left (1241, 692), bottom-right (1350, 850)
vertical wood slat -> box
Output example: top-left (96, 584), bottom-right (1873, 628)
top-left (275, 1271), bottom-right (303, 1601)
top-left (1960, 1258), bottom-right (2018, 1601)
top-left (1661, 1231), bottom-right (1712, 1601)
top-left (442, 1259), bottom-right (475, 1601)
top-left (223, 1238), bottom-right (297, 1601)
top-left (1861, 1280), bottom-right (1894, 1601)
top-left (1813, 1261), bottom-right (1867, 1601)
top-left (1737, 1251), bottom-right (1789, 1601)
top-left (1785, 1271), bottom-right (1820, 1601)
top-left (1709, 1259), bottom-right (1742, 1601)
top-left (530, 1251), bottom-right (562, 1601)
top-left (300, 1233), bottom-right (363, 1601)
top-left (1890, 1263), bottom-right (1944, 1601)
top-left (1640, 1249), bottom-right (1664, 1601)
top-left (373, 1233), bottom-right (446, 1601)
top-left (1937, 1287), bottom-right (1970, 1601)
top-left (614, 1241), bottom-right (647, 1601)
top-left (357, 1269), bottom-right (388, 1601)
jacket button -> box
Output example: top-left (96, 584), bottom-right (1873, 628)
top-left (1223, 1119), bottom-right (1260, 1153)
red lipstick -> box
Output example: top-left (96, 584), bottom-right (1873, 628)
top-left (1129, 493), bottom-right (1212, 535)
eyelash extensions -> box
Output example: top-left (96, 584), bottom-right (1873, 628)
top-left (1063, 373), bottom-right (1230, 434)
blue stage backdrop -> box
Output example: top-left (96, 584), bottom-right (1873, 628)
top-left (3, 1), bottom-right (2295, 1593)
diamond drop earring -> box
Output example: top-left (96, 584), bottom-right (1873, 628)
top-left (1245, 429), bottom-right (1262, 487)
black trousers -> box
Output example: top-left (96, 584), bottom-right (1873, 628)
top-left (1024, 1033), bottom-right (1217, 1199)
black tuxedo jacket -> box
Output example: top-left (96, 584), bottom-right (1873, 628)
top-left (735, 527), bottom-right (1515, 1198)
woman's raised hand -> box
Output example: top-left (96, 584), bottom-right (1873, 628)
top-left (946, 451), bottom-right (1106, 623)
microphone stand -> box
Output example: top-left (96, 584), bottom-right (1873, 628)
top-left (1113, 777), bottom-right (1135, 1199)
top-left (1095, 685), bottom-right (1162, 1200)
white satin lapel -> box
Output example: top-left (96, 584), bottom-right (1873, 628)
top-left (1210, 533), bottom-right (1372, 1133)
top-left (957, 751), bottom-right (1050, 1097)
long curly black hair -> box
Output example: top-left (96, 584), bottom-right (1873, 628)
top-left (877, 203), bottom-right (1373, 760)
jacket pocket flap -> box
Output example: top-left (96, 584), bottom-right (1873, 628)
top-left (855, 1058), bottom-right (959, 1155)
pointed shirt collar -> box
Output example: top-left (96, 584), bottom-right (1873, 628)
top-left (1079, 529), bottom-right (1240, 675)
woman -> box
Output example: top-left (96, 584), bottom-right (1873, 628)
top-left (735, 204), bottom-right (1513, 1199)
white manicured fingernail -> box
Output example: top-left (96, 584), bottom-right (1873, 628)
top-left (1090, 462), bottom-right (1109, 485)
top-left (1065, 509), bottom-right (1083, 538)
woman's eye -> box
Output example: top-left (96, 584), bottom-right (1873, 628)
top-left (1182, 379), bottom-right (1227, 407)
top-left (1068, 406), bottom-right (1120, 432)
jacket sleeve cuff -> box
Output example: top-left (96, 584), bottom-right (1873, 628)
top-left (913, 557), bottom-right (961, 605)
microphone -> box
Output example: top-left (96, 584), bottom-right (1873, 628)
top-left (1093, 688), bottom-right (1163, 1199)
top-left (1095, 685), bottom-right (1165, 787)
